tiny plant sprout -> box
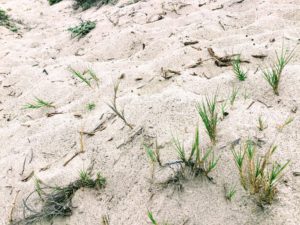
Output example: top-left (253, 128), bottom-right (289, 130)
top-left (197, 94), bottom-right (218, 144)
top-left (107, 81), bottom-right (133, 129)
top-left (225, 185), bottom-right (237, 201)
top-left (257, 116), bottom-right (267, 131)
top-left (232, 55), bottom-right (247, 81)
top-left (68, 20), bottom-right (96, 39)
top-left (87, 102), bottom-right (96, 111)
top-left (262, 46), bottom-right (295, 95)
top-left (23, 97), bottom-right (55, 109)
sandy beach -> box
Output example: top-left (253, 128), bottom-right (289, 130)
top-left (1, 0), bottom-right (300, 224)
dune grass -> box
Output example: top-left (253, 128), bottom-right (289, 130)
top-left (147, 211), bottom-right (168, 225)
top-left (23, 97), bottom-right (55, 109)
top-left (107, 81), bottom-right (133, 129)
top-left (232, 55), bottom-right (247, 81)
top-left (69, 67), bottom-right (99, 87)
top-left (257, 116), bottom-right (267, 131)
top-left (0, 8), bottom-right (18, 32)
top-left (173, 127), bottom-right (219, 178)
top-left (197, 94), bottom-right (218, 144)
top-left (262, 46), bottom-right (295, 95)
top-left (21, 171), bottom-right (106, 224)
top-left (68, 20), bottom-right (96, 39)
top-left (231, 140), bottom-right (289, 205)
top-left (48, 0), bottom-right (63, 5)
top-left (87, 102), bottom-right (96, 111)
top-left (225, 185), bottom-right (236, 201)
top-left (73, 0), bottom-right (118, 10)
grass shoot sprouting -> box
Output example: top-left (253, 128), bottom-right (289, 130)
top-left (225, 185), bottom-right (237, 201)
top-left (69, 67), bottom-right (99, 88)
top-left (232, 55), bottom-right (247, 81)
top-left (107, 81), bottom-right (133, 129)
top-left (173, 127), bottom-right (219, 178)
top-left (0, 8), bottom-right (18, 32)
top-left (230, 86), bottom-right (239, 106)
top-left (73, 0), bottom-right (118, 10)
top-left (68, 20), bottom-right (96, 39)
top-left (197, 94), bottom-right (218, 144)
top-left (23, 97), bottom-right (55, 109)
top-left (21, 171), bottom-right (106, 224)
top-left (48, 0), bottom-right (62, 5)
top-left (277, 116), bottom-right (294, 132)
top-left (87, 102), bottom-right (96, 111)
top-left (147, 211), bottom-right (168, 225)
top-left (262, 46), bottom-right (295, 95)
top-left (231, 140), bottom-right (290, 205)
top-left (257, 116), bottom-right (267, 131)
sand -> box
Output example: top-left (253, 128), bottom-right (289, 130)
top-left (1, 0), bottom-right (300, 224)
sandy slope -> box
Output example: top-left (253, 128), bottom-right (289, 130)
top-left (1, 0), bottom-right (300, 224)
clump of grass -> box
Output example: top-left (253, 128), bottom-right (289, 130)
top-left (23, 97), bottom-right (55, 109)
top-left (172, 127), bottom-right (219, 179)
top-left (230, 86), bottom-right (239, 106)
top-left (257, 116), bottom-right (267, 131)
top-left (144, 127), bottom-right (219, 190)
top-left (277, 116), bottom-right (294, 132)
top-left (225, 184), bottom-right (236, 201)
top-left (21, 171), bottom-right (106, 224)
top-left (73, 0), bottom-right (118, 10)
top-left (0, 8), bottom-right (18, 32)
top-left (262, 46), bottom-right (295, 95)
top-left (147, 211), bottom-right (168, 225)
top-left (231, 140), bottom-right (290, 205)
top-left (68, 20), bottom-right (96, 39)
top-left (197, 94), bottom-right (218, 144)
top-left (69, 67), bottom-right (99, 87)
top-left (232, 55), bottom-right (247, 81)
top-left (48, 0), bottom-right (63, 5)
top-left (107, 81), bottom-right (133, 129)
top-left (87, 102), bottom-right (96, 111)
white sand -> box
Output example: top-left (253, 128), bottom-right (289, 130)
top-left (1, 0), bottom-right (300, 224)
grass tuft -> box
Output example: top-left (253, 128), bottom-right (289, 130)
top-left (229, 86), bottom-right (239, 106)
top-left (231, 140), bottom-right (289, 205)
top-left (48, 0), bottom-right (63, 5)
top-left (147, 211), bottom-right (168, 225)
top-left (73, 0), bottom-right (118, 10)
top-left (173, 127), bottom-right (219, 178)
top-left (232, 55), bottom-right (247, 81)
top-left (107, 81), bottom-right (133, 129)
top-left (21, 171), bottom-right (106, 224)
top-left (0, 8), bottom-right (18, 32)
top-left (262, 46), bottom-right (295, 95)
top-left (69, 67), bottom-right (99, 87)
top-left (68, 20), bottom-right (96, 39)
top-left (277, 116), bottom-right (294, 132)
top-left (257, 116), bottom-right (267, 131)
top-left (225, 185), bottom-right (236, 201)
top-left (87, 102), bottom-right (96, 111)
top-left (23, 97), bottom-right (55, 109)
top-left (197, 94), bottom-right (218, 144)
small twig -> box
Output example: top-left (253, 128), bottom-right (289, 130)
top-left (256, 99), bottom-right (272, 108)
top-left (8, 190), bottom-right (20, 223)
top-left (247, 101), bottom-right (255, 109)
top-left (212, 4), bottom-right (223, 11)
top-left (63, 130), bottom-right (85, 167)
top-left (20, 156), bottom-right (27, 175)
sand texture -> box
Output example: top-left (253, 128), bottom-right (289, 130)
top-left (1, 0), bottom-right (300, 224)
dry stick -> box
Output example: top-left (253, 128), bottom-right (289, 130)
top-left (8, 190), bottom-right (20, 223)
top-left (20, 156), bottom-right (27, 175)
top-left (63, 130), bottom-right (85, 167)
